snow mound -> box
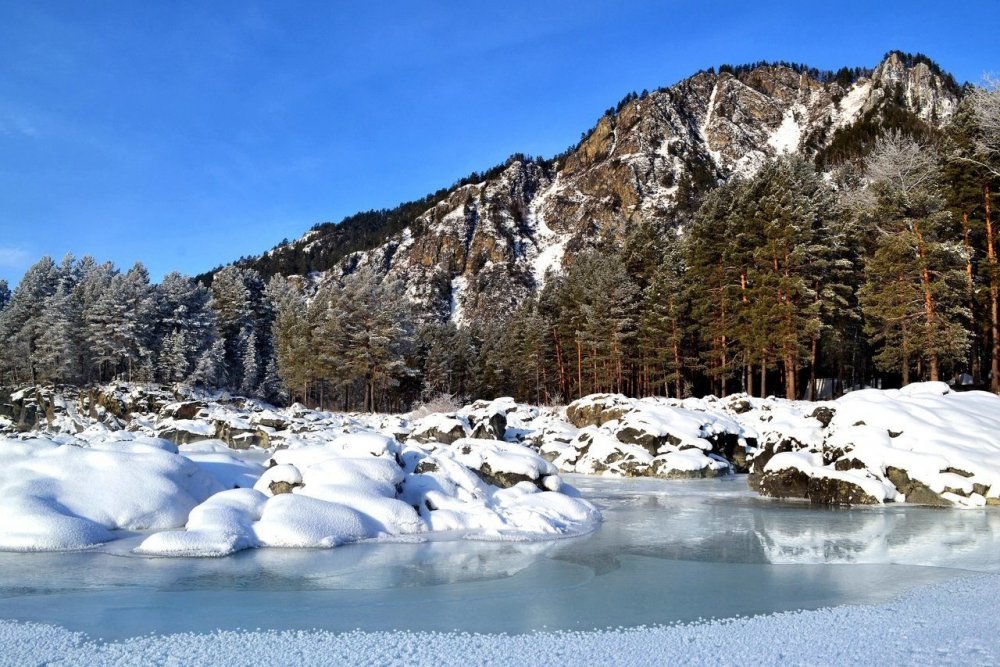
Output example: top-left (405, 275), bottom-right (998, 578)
top-left (132, 432), bottom-right (598, 557)
top-left (0, 438), bottom-right (221, 551)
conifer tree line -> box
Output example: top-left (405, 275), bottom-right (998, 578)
top-left (0, 83), bottom-right (998, 408)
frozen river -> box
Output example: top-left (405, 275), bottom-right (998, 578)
top-left (1, 475), bottom-right (998, 641)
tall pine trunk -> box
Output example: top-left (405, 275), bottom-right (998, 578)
top-left (807, 335), bottom-right (818, 401)
top-left (913, 222), bottom-right (939, 381)
top-left (986, 184), bottom-right (999, 394)
top-left (552, 327), bottom-right (568, 400)
top-left (576, 338), bottom-right (583, 399)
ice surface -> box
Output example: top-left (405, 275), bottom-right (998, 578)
top-left (3, 573), bottom-right (999, 666)
top-left (1, 476), bottom-right (998, 645)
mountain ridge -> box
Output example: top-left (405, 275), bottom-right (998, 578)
top-left (205, 50), bottom-right (963, 324)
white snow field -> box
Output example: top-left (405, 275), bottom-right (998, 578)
top-left (3, 383), bottom-right (1000, 663)
top-left (2, 573), bottom-right (998, 666)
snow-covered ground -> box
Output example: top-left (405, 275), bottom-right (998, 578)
top-left (4, 380), bottom-right (1000, 558)
top-left (3, 382), bottom-right (1000, 662)
top-left (3, 573), bottom-right (997, 666)
top-left (0, 470), bottom-right (998, 663)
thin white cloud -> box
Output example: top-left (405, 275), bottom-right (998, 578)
top-left (0, 112), bottom-right (39, 137)
top-left (0, 247), bottom-right (32, 268)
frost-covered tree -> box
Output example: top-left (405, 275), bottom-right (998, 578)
top-left (210, 265), bottom-right (274, 395)
top-left (238, 327), bottom-right (260, 397)
top-left (35, 279), bottom-right (83, 384)
top-left (85, 263), bottom-right (156, 382)
top-left (190, 338), bottom-right (228, 388)
top-left (965, 79), bottom-right (1000, 179)
top-left (152, 272), bottom-right (217, 383)
top-left (0, 280), bottom-right (10, 312)
top-left (0, 256), bottom-right (59, 384)
top-left (859, 133), bottom-right (970, 382)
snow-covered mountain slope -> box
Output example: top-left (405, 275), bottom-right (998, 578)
top-left (241, 52), bottom-right (960, 323)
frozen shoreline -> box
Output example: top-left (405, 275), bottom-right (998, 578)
top-left (2, 573), bottom-right (997, 666)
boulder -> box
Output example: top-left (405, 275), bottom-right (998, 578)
top-left (474, 461), bottom-right (537, 489)
top-left (806, 476), bottom-right (879, 505)
top-left (564, 394), bottom-right (632, 428)
top-left (650, 456), bottom-right (730, 479)
top-left (615, 424), bottom-right (678, 456)
top-left (253, 411), bottom-right (290, 430)
top-left (757, 467), bottom-right (810, 500)
top-left (707, 432), bottom-right (748, 472)
top-left (268, 480), bottom-right (301, 495)
top-left (809, 406), bottom-right (836, 428)
top-left (410, 415), bottom-right (468, 445)
top-left (155, 424), bottom-right (215, 446)
top-left (746, 437), bottom-right (803, 487)
top-left (469, 411), bottom-right (507, 440)
top-left (160, 401), bottom-right (206, 420)
top-left (885, 466), bottom-right (951, 506)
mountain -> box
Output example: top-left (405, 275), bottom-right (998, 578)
top-left (221, 51), bottom-right (962, 323)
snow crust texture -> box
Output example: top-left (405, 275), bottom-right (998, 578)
top-left (1, 573), bottom-right (996, 666)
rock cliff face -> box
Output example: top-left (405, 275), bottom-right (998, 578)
top-left (266, 53), bottom-right (961, 322)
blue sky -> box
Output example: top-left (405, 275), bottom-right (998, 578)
top-left (0, 1), bottom-right (995, 286)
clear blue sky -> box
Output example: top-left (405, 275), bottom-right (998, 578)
top-left (0, 1), bottom-right (995, 286)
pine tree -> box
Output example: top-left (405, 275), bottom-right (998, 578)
top-left (239, 327), bottom-right (260, 397)
top-left (266, 275), bottom-right (313, 404)
top-left (209, 265), bottom-right (273, 391)
top-left (638, 249), bottom-right (689, 398)
top-left (951, 83), bottom-right (1000, 391)
top-left (0, 256), bottom-right (59, 384)
top-left (334, 269), bottom-right (415, 411)
top-left (35, 279), bottom-right (82, 384)
top-left (859, 133), bottom-right (971, 382)
top-left (158, 329), bottom-right (191, 382)
top-left (72, 258), bottom-right (115, 382)
top-left (85, 263), bottom-right (155, 381)
top-left (152, 273), bottom-right (217, 383)
top-left (685, 183), bottom-right (742, 396)
top-left (191, 338), bottom-right (227, 388)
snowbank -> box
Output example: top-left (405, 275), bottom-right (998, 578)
top-left (0, 412), bottom-right (599, 555)
top-left (0, 438), bottom-right (221, 551)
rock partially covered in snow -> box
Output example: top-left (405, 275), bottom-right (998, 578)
top-left (746, 385), bottom-right (1000, 507)
top-left (564, 394), bottom-right (633, 428)
top-left (409, 413), bottom-right (469, 445)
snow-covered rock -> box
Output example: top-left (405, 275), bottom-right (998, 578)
top-left (0, 438), bottom-right (222, 551)
top-left (0, 388), bottom-right (601, 556)
top-left (745, 385), bottom-right (1000, 507)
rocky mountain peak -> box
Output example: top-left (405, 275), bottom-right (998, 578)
top-left (869, 51), bottom-right (959, 122)
top-left (237, 53), bottom-right (964, 326)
